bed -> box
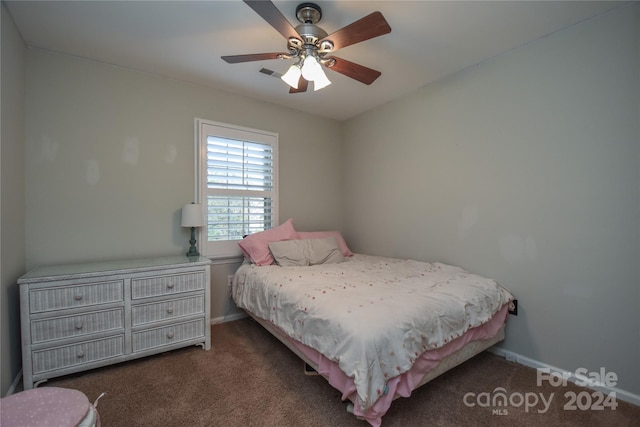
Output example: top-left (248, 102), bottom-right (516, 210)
top-left (231, 223), bottom-right (513, 426)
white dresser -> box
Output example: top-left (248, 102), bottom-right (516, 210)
top-left (19, 256), bottom-right (211, 389)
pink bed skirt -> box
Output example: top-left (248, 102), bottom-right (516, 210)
top-left (278, 303), bottom-right (510, 426)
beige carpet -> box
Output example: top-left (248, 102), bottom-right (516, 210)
top-left (46, 318), bottom-right (639, 426)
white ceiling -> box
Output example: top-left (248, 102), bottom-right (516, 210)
top-left (5, 1), bottom-right (626, 121)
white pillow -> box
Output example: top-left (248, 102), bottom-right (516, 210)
top-left (268, 239), bottom-right (308, 267)
top-left (269, 237), bottom-right (345, 267)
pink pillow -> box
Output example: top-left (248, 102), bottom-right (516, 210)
top-left (295, 231), bottom-right (353, 257)
top-left (238, 219), bottom-right (297, 265)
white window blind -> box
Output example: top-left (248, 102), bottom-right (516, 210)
top-left (196, 119), bottom-right (278, 257)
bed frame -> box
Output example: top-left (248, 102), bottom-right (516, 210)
top-left (247, 311), bottom-right (506, 418)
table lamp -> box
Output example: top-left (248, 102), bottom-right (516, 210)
top-left (181, 203), bottom-right (204, 257)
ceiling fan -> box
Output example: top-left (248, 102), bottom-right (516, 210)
top-left (221, 1), bottom-right (392, 93)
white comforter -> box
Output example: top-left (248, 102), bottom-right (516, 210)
top-left (232, 254), bottom-right (512, 411)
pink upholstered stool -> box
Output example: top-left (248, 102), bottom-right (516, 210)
top-left (0, 387), bottom-right (101, 427)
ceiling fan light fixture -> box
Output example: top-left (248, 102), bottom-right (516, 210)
top-left (281, 64), bottom-right (301, 88)
top-left (301, 55), bottom-right (322, 81)
top-left (313, 71), bottom-right (331, 91)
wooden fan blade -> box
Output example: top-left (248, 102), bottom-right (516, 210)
top-left (244, 0), bottom-right (300, 41)
top-left (221, 53), bottom-right (283, 63)
top-left (328, 57), bottom-right (381, 85)
top-left (320, 11), bottom-right (391, 51)
top-left (289, 76), bottom-right (308, 94)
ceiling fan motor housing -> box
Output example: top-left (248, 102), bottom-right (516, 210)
top-left (289, 2), bottom-right (334, 63)
top-left (294, 23), bottom-right (328, 46)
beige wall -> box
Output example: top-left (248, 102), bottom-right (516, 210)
top-left (21, 48), bottom-right (343, 358)
top-left (24, 49), bottom-right (343, 269)
top-left (343, 5), bottom-right (639, 395)
top-left (1, 4), bottom-right (27, 395)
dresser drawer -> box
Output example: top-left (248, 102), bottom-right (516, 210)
top-left (29, 280), bottom-right (124, 313)
top-left (30, 308), bottom-right (124, 344)
top-left (132, 296), bottom-right (204, 326)
top-left (131, 272), bottom-right (205, 299)
top-left (32, 335), bottom-right (124, 374)
top-left (132, 319), bottom-right (205, 352)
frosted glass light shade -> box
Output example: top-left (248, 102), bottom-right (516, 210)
top-left (181, 203), bottom-right (204, 227)
top-left (313, 69), bottom-right (332, 91)
top-left (301, 55), bottom-right (323, 81)
top-left (281, 65), bottom-right (301, 88)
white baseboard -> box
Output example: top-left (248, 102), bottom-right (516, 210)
top-left (489, 347), bottom-right (640, 407)
top-left (210, 312), bottom-right (247, 325)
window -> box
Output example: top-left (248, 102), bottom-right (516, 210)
top-left (195, 119), bottom-right (278, 257)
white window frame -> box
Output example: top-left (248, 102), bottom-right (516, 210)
top-left (194, 118), bottom-right (279, 257)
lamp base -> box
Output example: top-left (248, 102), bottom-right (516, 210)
top-left (186, 248), bottom-right (200, 258)
top-left (186, 227), bottom-right (200, 258)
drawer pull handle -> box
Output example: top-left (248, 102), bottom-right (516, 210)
top-left (75, 322), bottom-right (84, 330)
top-left (166, 307), bottom-right (174, 314)
top-left (77, 350), bottom-right (85, 358)
top-left (167, 283), bottom-right (175, 289)
top-left (74, 294), bottom-right (83, 301)
top-left (167, 331), bottom-right (174, 339)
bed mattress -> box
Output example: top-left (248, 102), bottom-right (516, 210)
top-left (232, 254), bottom-right (513, 419)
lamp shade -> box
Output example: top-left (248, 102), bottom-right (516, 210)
top-left (281, 64), bottom-right (301, 89)
top-left (181, 203), bottom-right (204, 227)
top-left (301, 55), bottom-right (323, 81)
top-left (313, 68), bottom-right (332, 91)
